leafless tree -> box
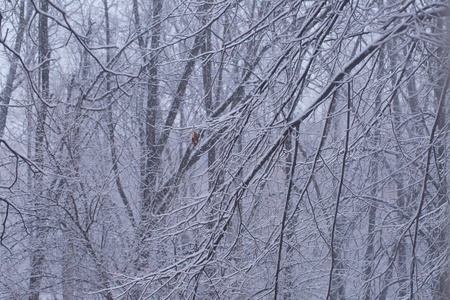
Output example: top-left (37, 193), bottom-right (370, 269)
top-left (0, 0), bottom-right (448, 299)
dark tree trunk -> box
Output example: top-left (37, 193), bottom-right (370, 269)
top-left (29, 0), bottom-right (50, 298)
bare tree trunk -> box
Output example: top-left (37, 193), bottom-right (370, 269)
top-left (29, 1), bottom-right (50, 298)
top-left (62, 238), bottom-right (75, 300)
top-left (362, 47), bottom-right (384, 300)
top-left (435, 81), bottom-right (449, 300)
top-left (132, 0), bottom-right (163, 274)
top-left (103, 0), bottom-right (135, 228)
top-left (274, 125), bottom-right (299, 300)
top-left (391, 57), bottom-right (409, 300)
top-left (327, 84), bottom-right (352, 300)
top-left (0, 0), bottom-right (29, 137)
top-left (201, 0), bottom-right (215, 192)
top-left (433, 50), bottom-right (449, 300)
top-left (141, 0), bottom-right (162, 211)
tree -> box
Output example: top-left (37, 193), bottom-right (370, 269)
top-left (0, 0), bottom-right (447, 299)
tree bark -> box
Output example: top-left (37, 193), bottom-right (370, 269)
top-left (29, 0), bottom-right (50, 298)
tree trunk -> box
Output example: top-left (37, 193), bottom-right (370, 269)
top-left (0, 0), bottom-right (29, 137)
top-left (363, 46), bottom-right (384, 300)
top-left (29, 0), bottom-right (50, 298)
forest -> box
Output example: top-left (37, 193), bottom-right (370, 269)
top-left (0, 0), bottom-right (448, 299)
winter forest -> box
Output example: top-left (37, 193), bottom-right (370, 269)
top-left (0, 0), bottom-right (448, 299)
